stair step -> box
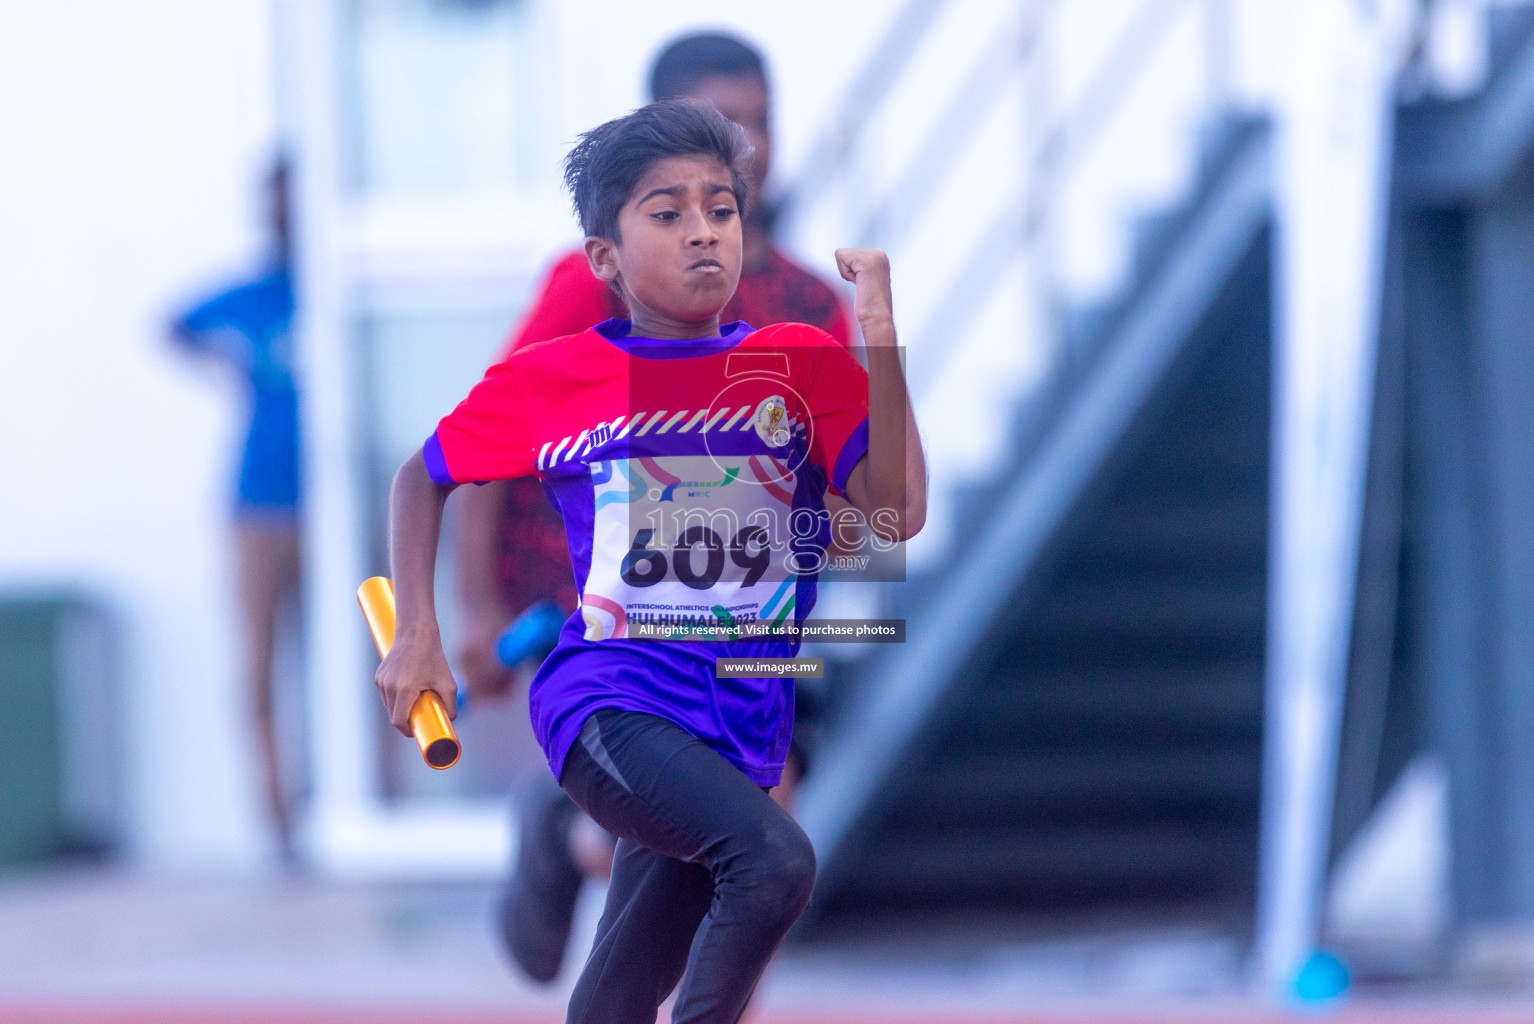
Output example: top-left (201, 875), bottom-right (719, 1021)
top-left (842, 822), bottom-right (1256, 901)
top-left (1116, 424), bottom-right (1267, 471)
top-left (999, 632), bottom-right (1265, 670)
top-left (935, 492), bottom-right (1269, 602)
top-left (1014, 580), bottom-right (1266, 640)
top-left (887, 744), bottom-right (1260, 825)
top-left (957, 671), bottom-right (1265, 739)
top-left (1120, 432), bottom-right (1265, 472)
top-left (1061, 303), bottom-right (1118, 361)
top-left (1106, 468), bottom-right (1267, 504)
top-left (1052, 549), bottom-right (1266, 583)
top-left (1060, 501), bottom-right (1267, 566)
top-left (1488, 4), bottom-right (1534, 72)
top-left (1129, 207), bottom-right (1187, 285)
top-left (1193, 116), bottom-right (1267, 190)
top-left (1062, 117), bottom-right (1268, 371)
top-left (1094, 488), bottom-right (1268, 517)
top-left (948, 475), bottom-right (1016, 553)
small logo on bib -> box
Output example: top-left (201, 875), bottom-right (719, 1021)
top-left (753, 395), bottom-right (791, 448)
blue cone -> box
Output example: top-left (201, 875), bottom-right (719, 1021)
top-left (1291, 949), bottom-right (1350, 1006)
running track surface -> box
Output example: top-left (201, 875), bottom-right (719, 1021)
top-left (3, 1010), bottom-right (1532, 1023)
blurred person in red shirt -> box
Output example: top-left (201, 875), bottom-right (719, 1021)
top-left (453, 32), bottom-right (852, 984)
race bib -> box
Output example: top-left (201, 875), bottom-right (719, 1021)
top-left (580, 454), bottom-right (815, 641)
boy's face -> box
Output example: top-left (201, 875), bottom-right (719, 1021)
top-left (587, 154), bottom-right (743, 335)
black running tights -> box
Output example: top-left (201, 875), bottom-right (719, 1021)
top-left (558, 708), bottom-right (815, 1024)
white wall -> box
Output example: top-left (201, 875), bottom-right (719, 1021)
top-left (0, 2), bottom-right (279, 868)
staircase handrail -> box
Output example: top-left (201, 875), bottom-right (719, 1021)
top-left (905, 0), bottom-right (1204, 396)
top-left (773, 0), bottom-right (1214, 402)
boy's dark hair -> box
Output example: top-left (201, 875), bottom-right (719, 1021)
top-left (648, 32), bottom-right (768, 103)
top-left (563, 100), bottom-right (753, 241)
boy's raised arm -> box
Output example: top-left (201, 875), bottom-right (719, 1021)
top-left (376, 449), bottom-right (460, 734)
top-left (835, 248), bottom-right (927, 542)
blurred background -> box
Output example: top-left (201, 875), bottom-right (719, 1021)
top-left (6, 0), bottom-right (1534, 1020)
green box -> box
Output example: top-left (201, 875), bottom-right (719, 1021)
top-left (0, 600), bottom-right (66, 864)
top-left (0, 596), bottom-right (115, 865)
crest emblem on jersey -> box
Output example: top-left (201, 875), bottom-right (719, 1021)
top-left (590, 421), bottom-right (612, 449)
top-left (753, 395), bottom-right (791, 448)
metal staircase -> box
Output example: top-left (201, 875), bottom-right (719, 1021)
top-left (787, 0), bottom-right (1534, 955)
top-left (799, 116), bottom-right (1273, 930)
top-left (834, 303), bottom-right (1273, 918)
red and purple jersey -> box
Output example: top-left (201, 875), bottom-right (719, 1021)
top-left (426, 318), bottom-right (869, 785)
top-left (489, 249), bottom-right (852, 617)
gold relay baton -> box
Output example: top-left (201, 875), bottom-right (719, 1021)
top-left (356, 576), bottom-right (462, 770)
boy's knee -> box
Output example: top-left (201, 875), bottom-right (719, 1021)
top-left (745, 821), bottom-right (816, 917)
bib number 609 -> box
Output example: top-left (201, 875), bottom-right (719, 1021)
top-left (620, 526), bottom-right (770, 591)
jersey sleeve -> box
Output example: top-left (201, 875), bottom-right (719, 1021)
top-left (796, 328), bottom-right (870, 497)
top-left (172, 283), bottom-right (260, 365)
top-left (497, 250), bottom-right (620, 362)
top-left (425, 359), bottom-right (540, 485)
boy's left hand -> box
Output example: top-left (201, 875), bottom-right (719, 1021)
top-left (835, 248), bottom-right (893, 336)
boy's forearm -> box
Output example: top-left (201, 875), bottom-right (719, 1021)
top-left (389, 450), bottom-right (456, 641)
top-left (833, 247), bottom-right (927, 541)
top-left (860, 317), bottom-right (927, 540)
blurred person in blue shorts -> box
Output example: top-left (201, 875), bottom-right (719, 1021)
top-left (170, 158), bottom-right (302, 863)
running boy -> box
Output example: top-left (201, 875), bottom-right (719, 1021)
top-left (473, 31), bottom-right (854, 987)
top-left (376, 100), bottom-right (925, 1023)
